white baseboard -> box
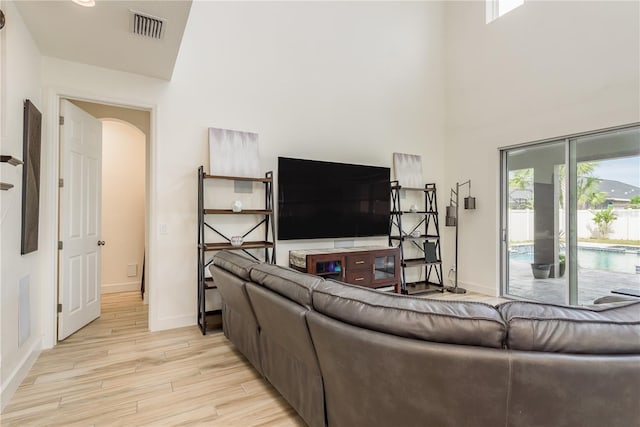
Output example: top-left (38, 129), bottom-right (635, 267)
top-left (459, 280), bottom-right (500, 297)
top-left (150, 313), bottom-right (195, 332)
top-left (1, 338), bottom-right (42, 412)
top-left (101, 281), bottom-right (140, 294)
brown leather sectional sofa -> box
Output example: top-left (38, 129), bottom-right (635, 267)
top-left (210, 251), bottom-right (640, 427)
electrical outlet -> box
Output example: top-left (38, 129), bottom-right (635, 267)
top-left (159, 223), bottom-right (168, 235)
top-left (127, 264), bottom-right (138, 277)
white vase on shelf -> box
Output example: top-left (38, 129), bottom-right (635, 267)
top-left (230, 236), bottom-right (244, 247)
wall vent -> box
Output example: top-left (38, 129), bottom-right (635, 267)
top-left (19, 275), bottom-right (30, 347)
top-left (130, 10), bottom-right (165, 40)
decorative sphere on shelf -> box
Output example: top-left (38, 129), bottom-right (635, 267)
top-left (231, 200), bottom-right (243, 212)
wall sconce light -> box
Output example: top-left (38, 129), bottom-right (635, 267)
top-left (445, 180), bottom-right (476, 294)
top-left (445, 206), bottom-right (457, 226)
top-left (464, 180), bottom-right (476, 210)
top-left (464, 196), bottom-right (476, 210)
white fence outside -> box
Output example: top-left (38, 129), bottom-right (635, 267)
top-left (508, 209), bottom-right (640, 242)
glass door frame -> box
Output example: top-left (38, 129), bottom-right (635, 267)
top-left (500, 123), bottom-right (640, 304)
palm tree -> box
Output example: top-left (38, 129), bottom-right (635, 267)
top-left (558, 161), bottom-right (606, 208)
top-left (592, 207), bottom-right (617, 238)
top-left (509, 168), bottom-right (532, 190)
top-left (577, 175), bottom-right (606, 208)
top-left (508, 162), bottom-right (607, 210)
top-left (509, 168), bottom-right (533, 209)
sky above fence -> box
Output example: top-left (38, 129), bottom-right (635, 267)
top-left (595, 157), bottom-right (640, 187)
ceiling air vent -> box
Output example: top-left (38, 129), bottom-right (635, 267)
top-left (130, 10), bottom-right (165, 40)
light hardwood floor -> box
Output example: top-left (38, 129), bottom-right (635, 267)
top-left (2, 289), bottom-right (506, 426)
top-left (1, 292), bottom-right (304, 426)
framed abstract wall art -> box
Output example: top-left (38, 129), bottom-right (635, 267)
top-left (208, 127), bottom-right (259, 178)
top-left (21, 99), bottom-right (42, 255)
top-left (393, 152), bottom-right (424, 188)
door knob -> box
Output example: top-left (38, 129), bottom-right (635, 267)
top-left (98, 240), bottom-right (106, 246)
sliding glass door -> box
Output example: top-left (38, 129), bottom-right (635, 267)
top-left (501, 125), bottom-right (640, 305)
top-left (502, 141), bottom-right (568, 303)
top-left (573, 127), bottom-right (640, 303)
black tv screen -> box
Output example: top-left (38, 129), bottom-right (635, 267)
top-left (278, 157), bottom-right (390, 240)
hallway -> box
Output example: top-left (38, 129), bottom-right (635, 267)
top-left (1, 292), bottom-right (302, 426)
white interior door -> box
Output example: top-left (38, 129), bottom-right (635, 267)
top-left (58, 99), bottom-right (103, 340)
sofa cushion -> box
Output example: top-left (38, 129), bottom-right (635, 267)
top-left (250, 264), bottom-right (323, 307)
top-left (212, 250), bottom-right (258, 281)
top-left (498, 300), bottom-right (640, 354)
top-left (312, 280), bottom-right (506, 348)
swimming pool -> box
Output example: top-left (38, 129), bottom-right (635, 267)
top-left (509, 245), bottom-right (640, 275)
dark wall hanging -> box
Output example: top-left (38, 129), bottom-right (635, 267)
top-left (21, 99), bottom-right (43, 255)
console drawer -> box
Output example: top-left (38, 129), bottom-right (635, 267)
top-left (346, 270), bottom-right (372, 285)
top-left (346, 254), bottom-right (371, 271)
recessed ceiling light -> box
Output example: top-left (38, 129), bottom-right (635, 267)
top-left (72, 0), bottom-right (95, 7)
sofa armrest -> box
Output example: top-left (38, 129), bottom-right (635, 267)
top-left (593, 295), bottom-right (639, 304)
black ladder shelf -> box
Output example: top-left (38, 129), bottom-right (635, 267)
top-left (1, 156), bottom-right (23, 190)
top-left (197, 166), bottom-right (276, 334)
top-left (389, 181), bottom-right (444, 295)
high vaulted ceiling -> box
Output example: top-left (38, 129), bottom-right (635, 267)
top-left (14, 0), bottom-right (192, 80)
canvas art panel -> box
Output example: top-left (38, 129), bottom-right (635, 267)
top-left (393, 153), bottom-right (424, 188)
top-left (21, 99), bottom-right (42, 255)
top-left (209, 127), bottom-right (260, 178)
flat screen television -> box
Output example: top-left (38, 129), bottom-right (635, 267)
top-left (278, 157), bottom-right (390, 240)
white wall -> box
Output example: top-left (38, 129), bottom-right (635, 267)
top-left (0, 0), bottom-right (44, 410)
top-left (444, 1), bottom-right (640, 295)
top-left (101, 120), bottom-right (146, 293)
top-left (38, 1), bottom-right (445, 332)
